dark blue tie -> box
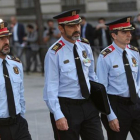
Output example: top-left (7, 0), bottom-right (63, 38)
top-left (73, 44), bottom-right (89, 99)
top-left (123, 50), bottom-right (138, 104)
top-left (3, 60), bottom-right (16, 118)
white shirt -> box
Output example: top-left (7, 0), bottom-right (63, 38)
top-left (13, 23), bottom-right (18, 41)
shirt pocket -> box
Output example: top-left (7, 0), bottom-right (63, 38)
top-left (109, 67), bottom-right (126, 90)
top-left (60, 64), bottom-right (77, 81)
top-left (0, 78), bottom-right (5, 92)
top-left (11, 76), bottom-right (22, 96)
top-left (83, 60), bottom-right (91, 75)
top-left (131, 66), bottom-right (138, 79)
top-left (0, 79), bottom-right (6, 99)
top-left (83, 62), bottom-right (91, 67)
top-left (110, 67), bottom-right (125, 77)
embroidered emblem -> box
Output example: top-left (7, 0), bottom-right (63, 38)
top-left (0, 23), bottom-right (4, 29)
top-left (101, 45), bottom-right (115, 57)
top-left (72, 11), bottom-right (76, 16)
top-left (132, 57), bottom-right (137, 67)
top-left (127, 18), bottom-right (130, 22)
top-left (81, 38), bottom-right (90, 44)
top-left (83, 58), bottom-right (91, 63)
top-left (52, 44), bottom-right (60, 51)
top-left (13, 67), bottom-right (19, 74)
top-left (52, 40), bottom-right (65, 54)
top-left (8, 56), bottom-right (21, 63)
top-left (82, 51), bottom-right (87, 58)
top-left (129, 45), bottom-right (139, 52)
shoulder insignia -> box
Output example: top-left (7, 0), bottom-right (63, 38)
top-left (8, 56), bottom-right (21, 63)
top-left (101, 45), bottom-right (115, 57)
top-left (128, 45), bottom-right (139, 52)
top-left (51, 40), bottom-right (65, 53)
top-left (81, 38), bottom-right (90, 44)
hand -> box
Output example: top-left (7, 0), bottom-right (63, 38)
top-left (109, 119), bottom-right (120, 132)
top-left (56, 117), bottom-right (69, 131)
top-left (96, 24), bottom-right (106, 29)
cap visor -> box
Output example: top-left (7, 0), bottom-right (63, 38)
top-left (122, 26), bottom-right (135, 31)
top-left (0, 32), bottom-right (12, 38)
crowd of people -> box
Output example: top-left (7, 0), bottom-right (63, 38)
top-left (1, 9), bottom-right (140, 140)
top-left (8, 14), bottom-right (140, 75)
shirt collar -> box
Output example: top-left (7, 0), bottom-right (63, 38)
top-left (112, 41), bottom-right (127, 55)
top-left (0, 55), bottom-right (10, 66)
top-left (0, 58), bottom-right (3, 66)
top-left (5, 55), bottom-right (11, 66)
top-left (61, 36), bottom-right (75, 51)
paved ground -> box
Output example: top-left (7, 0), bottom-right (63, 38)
top-left (24, 73), bottom-right (132, 140)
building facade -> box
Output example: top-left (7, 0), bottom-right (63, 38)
top-left (0, 0), bottom-right (140, 25)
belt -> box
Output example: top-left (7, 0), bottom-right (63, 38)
top-left (0, 114), bottom-right (20, 126)
top-left (108, 94), bottom-right (134, 105)
top-left (59, 97), bottom-right (89, 105)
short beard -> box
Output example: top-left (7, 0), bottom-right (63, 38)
top-left (0, 44), bottom-right (10, 55)
top-left (72, 36), bottom-right (80, 41)
top-left (65, 30), bottom-right (80, 41)
top-left (1, 49), bottom-right (10, 55)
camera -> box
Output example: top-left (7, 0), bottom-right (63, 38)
top-left (47, 27), bottom-right (54, 36)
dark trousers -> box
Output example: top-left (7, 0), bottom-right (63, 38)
top-left (101, 95), bottom-right (140, 140)
top-left (0, 115), bottom-right (32, 140)
top-left (50, 98), bottom-right (104, 140)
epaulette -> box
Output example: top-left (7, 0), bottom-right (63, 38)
top-left (81, 38), bottom-right (90, 44)
top-left (129, 45), bottom-right (139, 52)
top-left (51, 40), bottom-right (65, 53)
top-left (10, 56), bottom-right (21, 63)
top-left (100, 45), bottom-right (115, 57)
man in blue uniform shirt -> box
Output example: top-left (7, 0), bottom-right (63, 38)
top-left (0, 19), bottom-right (32, 140)
top-left (43, 9), bottom-right (104, 140)
top-left (97, 17), bottom-right (140, 140)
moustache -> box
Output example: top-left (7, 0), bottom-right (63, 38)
top-left (72, 31), bottom-right (80, 36)
top-left (2, 44), bottom-right (10, 49)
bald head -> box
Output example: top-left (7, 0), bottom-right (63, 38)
top-left (11, 16), bottom-right (17, 25)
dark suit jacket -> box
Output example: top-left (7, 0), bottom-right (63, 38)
top-left (95, 28), bottom-right (112, 50)
top-left (81, 23), bottom-right (95, 46)
top-left (12, 23), bottom-right (25, 44)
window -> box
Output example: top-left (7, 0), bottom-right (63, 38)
top-left (107, 0), bottom-right (137, 12)
top-left (62, 0), bottom-right (85, 5)
top-left (61, 0), bottom-right (85, 13)
top-left (16, 0), bottom-right (35, 15)
top-left (16, 0), bottom-right (34, 8)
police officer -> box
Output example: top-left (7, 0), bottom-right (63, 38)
top-left (0, 19), bottom-right (32, 140)
top-left (97, 17), bottom-right (140, 140)
top-left (43, 9), bottom-right (104, 140)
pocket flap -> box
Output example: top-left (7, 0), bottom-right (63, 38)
top-left (12, 77), bottom-right (22, 83)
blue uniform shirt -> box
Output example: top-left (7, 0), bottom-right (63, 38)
top-left (0, 55), bottom-right (25, 118)
top-left (97, 42), bottom-right (140, 121)
top-left (43, 36), bottom-right (98, 121)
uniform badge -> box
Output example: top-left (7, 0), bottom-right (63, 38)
top-left (127, 18), bottom-right (130, 23)
top-left (113, 65), bottom-right (118, 68)
top-left (13, 67), bottom-right (19, 74)
top-left (72, 11), bottom-right (76, 16)
top-left (64, 60), bottom-right (69, 64)
top-left (82, 51), bottom-right (87, 58)
top-left (0, 23), bottom-right (4, 29)
top-left (132, 57), bottom-right (137, 67)
top-left (83, 58), bottom-right (91, 63)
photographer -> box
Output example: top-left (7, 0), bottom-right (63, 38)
top-left (43, 19), bottom-right (61, 48)
top-left (95, 17), bottom-right (112, 51)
